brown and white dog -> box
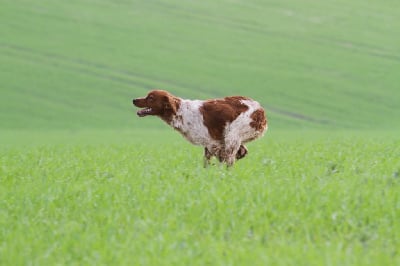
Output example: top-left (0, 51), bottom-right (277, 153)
top-left (133, 90), bottom-right (267, 167)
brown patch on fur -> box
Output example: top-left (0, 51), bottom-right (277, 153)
top-left (133, 90), bottom-right (181, 123)
top-left (250, 108), bottom-right (267, 131)
top-left (200, 96), bottom-right (249, 141)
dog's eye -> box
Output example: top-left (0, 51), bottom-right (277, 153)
top-left (147, 95), bottom-right (154, 102)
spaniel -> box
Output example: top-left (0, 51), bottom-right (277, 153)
top-left (133, 90), bottom-right (267, 167)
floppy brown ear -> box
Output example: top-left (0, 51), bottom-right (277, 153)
top-left (163, 96), bottom-right (177, 113)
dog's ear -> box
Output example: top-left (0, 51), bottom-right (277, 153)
top-left (163, 95), bottom-right (177, 113)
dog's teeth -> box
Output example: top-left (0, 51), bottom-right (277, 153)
top-left (137, 107), bottom-right (152, 117)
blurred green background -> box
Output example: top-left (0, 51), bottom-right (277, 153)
top-left (1, 0), bottom-right (399, 131)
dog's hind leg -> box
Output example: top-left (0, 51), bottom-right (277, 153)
top-left (236, 145), bottom-right (248, 160)
top-left (221, 139), bottom-right (241, 167)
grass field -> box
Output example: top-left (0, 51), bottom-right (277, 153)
top-left (1, 0), bottom-right (400, 265)
top-left (1, 131), bottom-right (399, 265)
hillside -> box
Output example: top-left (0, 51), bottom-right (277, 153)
top-left (1, 0), bottom-right (399, 130)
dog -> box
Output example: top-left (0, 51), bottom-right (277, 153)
top-left (133, 90), bottom-right (267, 167)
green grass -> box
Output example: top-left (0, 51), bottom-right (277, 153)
top-left (1, 131), bottom-right (399, 265)
top-left (1, 0), bottom-right (399, 130)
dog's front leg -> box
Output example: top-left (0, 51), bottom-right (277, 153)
top-left (203, 147), bottom-right (212, 168)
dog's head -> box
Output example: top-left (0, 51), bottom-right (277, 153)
top-left (133, 90), bottom-right (180, 122)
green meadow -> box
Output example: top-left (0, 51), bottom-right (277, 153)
top-left (1, 0), bottom-right (399, 265)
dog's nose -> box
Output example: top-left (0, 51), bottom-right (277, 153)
top-left (132, 99), bottom-right (136, 104)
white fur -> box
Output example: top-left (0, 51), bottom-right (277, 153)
top-left (223, 99), bottom-right (266, 164)
top-left (170, 100), bottom-right (220, 147)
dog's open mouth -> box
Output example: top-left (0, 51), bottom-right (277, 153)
top-left (137, 107), bottom-right (153, 117)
